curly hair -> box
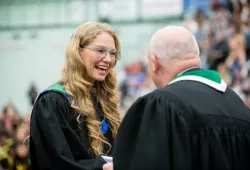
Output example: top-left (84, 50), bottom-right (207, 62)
top-left (62, 22), bottom-right (121, 156)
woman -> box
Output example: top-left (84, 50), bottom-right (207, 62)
top-left (29, 22), bottom-right (121, 170)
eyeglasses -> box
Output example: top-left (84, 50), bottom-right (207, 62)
top-left (81, 45), bottom-right (121, 61)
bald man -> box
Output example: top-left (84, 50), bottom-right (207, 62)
top-left (110, 26), bottom-right (250, 170)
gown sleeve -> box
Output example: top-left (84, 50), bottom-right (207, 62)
top-left (112, 92), bottom-right (193, 170)
top-left (29, 92), bottom-right (106, 170)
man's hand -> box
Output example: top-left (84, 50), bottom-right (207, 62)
top-left (103, 163), bottom-right (113, 170)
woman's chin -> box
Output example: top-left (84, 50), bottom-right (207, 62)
top-left (93, 75), bottom-right (106, 81)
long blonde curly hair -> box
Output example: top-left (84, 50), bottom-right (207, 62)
top-left (61, 22), bottom-right (121, 156)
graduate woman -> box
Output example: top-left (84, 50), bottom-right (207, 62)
top-left (29, 22), bottom-right (121, 170)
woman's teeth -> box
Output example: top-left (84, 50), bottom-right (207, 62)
top-left (96, 66), bottom-right (107, 71)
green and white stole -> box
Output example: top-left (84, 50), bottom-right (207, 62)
top-left (169, 69), bottom-right (227, 92)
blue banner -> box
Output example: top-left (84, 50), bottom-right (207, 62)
top-left (184, 0), bottom-right (227, 15)
top-left (184, 0), bottom-right (210, 15)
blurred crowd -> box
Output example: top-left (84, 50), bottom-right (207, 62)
top-left (0, 101), bottom-right (31, 170)
top-left (187, 0), bottom-right (250, 106)
top-left (119, 0), bottom-right (250, 111)
top-left (0, 84), bottom-right (36, 170)
top-left (1, 0), bottom-right (250, 169)
top-left (118, 61), bottom-right (156, 115)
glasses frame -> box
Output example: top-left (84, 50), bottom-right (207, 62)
top-left (81, 45), bottom-right (121, 60)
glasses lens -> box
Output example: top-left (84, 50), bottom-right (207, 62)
top-left (93, 47), bottom-right (120, 60)
top-left (95, 47), bottom-right (107, 57)
top-left (110, 50), bottom-right (117, 58)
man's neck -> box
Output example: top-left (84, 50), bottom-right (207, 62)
top-left (177, 67), bottom-right (200, 76)
top-left (160, 57), bottom-right (201, 87)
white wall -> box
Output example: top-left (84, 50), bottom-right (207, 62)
top-left (0, 29), bottom-right (71, 115)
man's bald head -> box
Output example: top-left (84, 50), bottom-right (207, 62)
top-left (150, 26), bottom-right (200, 64)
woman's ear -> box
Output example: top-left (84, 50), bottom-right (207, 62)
top-left (79, 48), bottom-right (84, 56)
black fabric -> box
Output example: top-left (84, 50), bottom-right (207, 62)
top-left (113, 80), bottom-right (250, 170)
top-left (0, 158), bottom-right (8, 169)
top-left (30, 91), bottom-right (113, 170)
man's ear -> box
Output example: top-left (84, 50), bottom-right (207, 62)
top-left (151, 54), bottom-right (160, 73)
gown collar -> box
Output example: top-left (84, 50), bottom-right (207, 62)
top-left (169, 69), bottom-right (227, 92)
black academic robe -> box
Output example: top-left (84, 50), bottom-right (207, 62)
top-left (113, 77), bottom-right (250, 170)
top-left (29, 91), bottom-right (113, 170)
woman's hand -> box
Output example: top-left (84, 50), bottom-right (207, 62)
top-left (103, 163), bottom-right (113, 170)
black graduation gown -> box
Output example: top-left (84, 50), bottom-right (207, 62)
top-left (113, 77), bottom-right (250, 170)
top-left (29, 91), bottom-right (113, 170)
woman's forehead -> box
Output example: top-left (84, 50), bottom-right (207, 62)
top-left (88, 32), bottom-right (116, 49)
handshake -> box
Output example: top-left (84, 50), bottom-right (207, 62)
top-left (102, 156), bottom-right (113, 170)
